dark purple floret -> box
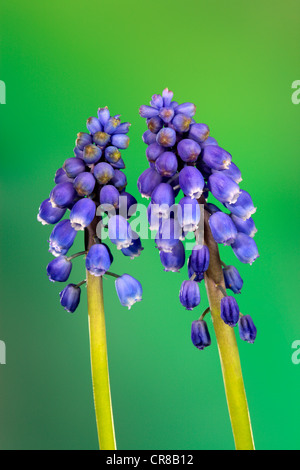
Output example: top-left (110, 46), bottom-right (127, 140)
top-left (155, 152), bottom-right (178, 177)
top-left (47, 256), bottom-right (72, 283)
top-left (188, 123), bottom-right (210, 143)
top-left (49, 219), bottom-right (77, 257)
top-left (223, 265), bottom-right (243, 294)
top-left (188, 256), bottom-right (204, 283)
top-left (38, 199), bottom-right (66, 225)
top-left (121, 234), bottom-right (143, 259)
top-left (239, 315), bottom-right (257, 343)
top-left (160, 241), bottom-right (185, 272)
top-left (137, 168), bottom-right (162, 199)
top-left (202, 146), bottom-right (232, 171)
top-left (191, 320), bottom-right (211, 350)
top-left (50, 182), bottom-right (77, 209)
top-left (180, 280), bottom-right (201, 310)
top-left (232, 233), bottom-right (259, 265)
top-left (70, 198), bottom-right (96, 231)
top-left (224, 190), bottom-right (256, 220)
top-left (146, 143), bottom-right (164, 163)
top-left (100, 184), bottom-right (120, 208)
top-left (55, 168), bottom-right (73, 184)
top-left (177, 139), bottom-right (201, 163)
top-left (63, 158), bottom-right (86, 178)
top-left (86, 244), bottom-right (112, 276)
top-left (59, 284), bottom-right (81, 313)
top-left (220, 296), bottom-right (240, 327)
top-left (209, 212), bottom-right (238, 245)
top-left (190, 245), bottom-right (210, 274)
top-left (73, 172), bottom-right (96, 196)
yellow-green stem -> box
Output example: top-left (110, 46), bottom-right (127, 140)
top-left (86, 271), bottom-right (116, 450)
top-left (85, 218), bottom-right (116, 450)
top-left (203, 208), bottom-right (255, 450)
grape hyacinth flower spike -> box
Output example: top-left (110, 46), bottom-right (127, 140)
top-left (138, 88), bottom-right (259, 450)
top-left (38, 106), bottom-right (143, 450)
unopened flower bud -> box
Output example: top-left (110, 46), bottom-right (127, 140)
top-left (179, 166), bottom-right (204, 199)
top-left (155, 151), bottom-right (178, 177)
top-left (239, 315), bottom-right (257, 343)
top-left (108, 215), bottom-right (133, 249)
top-left (191, 320), bottom-right (211, 350)
top-left (93, 131), bottom-right (110, 147)
top-left (86, 244), bottom-right (112, 276)
top-left (111, 170), bottom-right (127, 191)
top-left (59, 284), bottom-right (81, 313)
top-left (221, 296), bottom-right (240, 327)
top-left (202, 146), bottom-right (232, 170)
top-left (190, 245), bottom-right (210, 273)
top-left (177, 139), bottom-right (201, 163)
top-left (50, 182), bottom-right (77, 209)
top-left (76, 132), bottom-right (92, 150)
top-left (232, 233), bottom-right (259, 265)
top-left (100, 185), bottom-right (120, 208)
top-left (97, 107), bottom-right (110, 126)
top-left (86, 117), bottom-right (102, 134)
top-left (38, 199), bottom-right (66, 225)
top-left (209, 212), bottom-right (237, 245)
top-left (223, 265), bottom-right (243, 294)
top-left (208, 172), bottom-right (241, 204)
top-left (73, 172), bottom-right (96, 196)
top-left (115, 274), bottom-right (143, 309)
top-left (47, 256), bottom-right (72, 282)
top-left (160, 241), bottom-right (185, 272)
top-left (83, 144), bottom-right (102, 164)
top-left (175, 102), bottom-right (196, 117)
top-left (188, 123), bottom-right (209, 143)
top-left (70, 198), bottom-right (96, 231)
top-left (156, 127), bottom-right (176, 148)
top-left (179, 280), bottom-right (200, 310)
top-left (230, 214), bottom-right (257, 237)
top-left (49, 219), bottom-right (77, 256)
top-left (177, 196), bottom-right (200, 232)
top-left (224, 190), bottom-right (256, 220)
top-left (111, 134), bottom-right (130, 149)
top-left (172, 113), bottom-right (192, 133)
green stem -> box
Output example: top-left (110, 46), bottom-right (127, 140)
top-left (203, 208), bottom-right (255, 450)
top-left (200, 306), bottom-right (210, 320)
top-left (216, 284), bottom-right (228, 298)
top-left (85, 219), bottom-right (116, 450)
top-left (105, 271), bottom-right (120, 279)
top-left (67, 251), bottom-right (87, 261)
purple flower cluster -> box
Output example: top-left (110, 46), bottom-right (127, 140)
top-left (138, 88), bottom-right (258, 348)
top-left (38, 107), bottom-right (143, 312)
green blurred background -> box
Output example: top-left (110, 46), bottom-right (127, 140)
top-left (0, 0), bottom-right (299, 450)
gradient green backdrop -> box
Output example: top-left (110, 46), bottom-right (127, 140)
top-left (0, 0), bottom-right (299, 450)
